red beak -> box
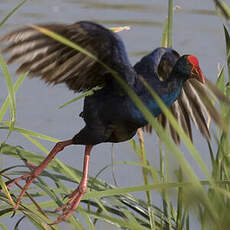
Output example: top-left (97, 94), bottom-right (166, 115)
top-left (187, 55), bottom-right (205, 84)
top-left (198, 67), bottom-right (205, 83)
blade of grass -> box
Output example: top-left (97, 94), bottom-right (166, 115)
top-left (148, 206), bottom-right (157, 230)
top-left (0, 222), bottom-right (8, 230)
top-left (0, 54), bottom-right (16, 139)
top-left (0, 176), bottom-right (15, 208)
top-left (163, 148), bottom-right (173, 230)
top-left (80, 207), bottom-right (149, 230)
top-left (58, 87), bottom-right (101, 110)
top-left (167, 0), bottom-right (173, 48)
top-left (122, 208), bottom-right (141, 226)
top-left (223, 25), bottom-right (230, 81)
top-left (161, 3), bottom-right (175, 228)
top-left (83, 181), bottom-right (219, 200)
top-left (214, 0), bottom-right (230, 21)
top-left (94, 198), bottom-right (110, 216)
top-left (0, 122), bottom-right (59, 142)
top-left (0, 72), bottom-right (27, 121)
top-left (14, 216), bottom-right (26, 230)
top-left (81, 212), bottom-right (95, 230)
top-left (159, 141), bottom-right (170, 230)
top-left (137, 129), bottom-right (151, 205)
top-left (216, 66), bottom-right (225, 91)
top-left (176, 167), bottom-right (183, 230)
top-left (0, 0), bottom-right (27, 27)
top-left (161, 18), bottom-right (169, 47)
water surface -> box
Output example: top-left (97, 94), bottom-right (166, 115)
top-left (0, 0), bottom-right (225, 229)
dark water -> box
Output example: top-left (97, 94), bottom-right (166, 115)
top-left (0, 0), bottom-right (226, 229)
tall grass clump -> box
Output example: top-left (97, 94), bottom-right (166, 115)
top-left (0, 0), bottom-right (230, 229)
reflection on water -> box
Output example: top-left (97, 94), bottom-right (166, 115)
top-left (95, 19), bottom-right (163, 27)
top-left (82, 1), bottom-right (166, 12)
top-left (185, 9), bottom-right (216, 15)
top-left (0, 0), bottom-right (225, 229)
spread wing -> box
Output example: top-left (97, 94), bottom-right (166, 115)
top-left (136, 47), bottom-right (215, 144)
top-left (0, 21), bottom-right (135, 92)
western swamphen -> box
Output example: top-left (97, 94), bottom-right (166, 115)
top-left (0, 21), bottom-right (220, 224)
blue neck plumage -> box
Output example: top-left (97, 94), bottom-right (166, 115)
top-left (129, 76), bottom-right (185, 126)
top-left (147, 78), bottom-right (184, 116)
top-left (128, 47), bottom-right (189, 127)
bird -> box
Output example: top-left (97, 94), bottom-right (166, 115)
top-left (0, 20), bottom-right (215, 224)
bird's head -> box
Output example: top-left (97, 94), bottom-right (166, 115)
top-left (175, 55), bottom-right (205, 83)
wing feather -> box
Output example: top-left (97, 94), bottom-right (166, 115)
top-left (0, 21), bottom-right (135, 91)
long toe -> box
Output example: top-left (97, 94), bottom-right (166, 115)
top-left (55, 189), bottom-right (80, 212)
top-left (14, 176), bottom-right (35, 210)
top-left (67, 188), bottom-right (80, 199)
top-left (53, 199), bottom-right (78, 224)
top-left (5, 173), bottom-right (34, 211)
top-left (53, 190), bottom-right (84, 224)
top-left (7, 174), bottom-right (31, 188)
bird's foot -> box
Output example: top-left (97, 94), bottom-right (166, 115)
top-left (56, 189), bottom-right (80, 212)
top-left (53, 184), bottom-right (87, 224)
top-left (7, 170), bottom-right (39, 211)
top-left (7, 159), bottom-right (47, 211)
top-left (5, 140), bottom-right (73, 213)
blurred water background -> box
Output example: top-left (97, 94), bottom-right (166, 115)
top-left (0, 0), bottom-right (226, 229)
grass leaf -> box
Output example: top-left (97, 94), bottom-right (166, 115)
top-left (0, 54), bottom-right (16, 139)
top-left (0, 0), bottom-right (27, 27)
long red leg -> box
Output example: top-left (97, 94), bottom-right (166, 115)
top-left (53, 145), bottom-right (93, 225)
top-left (9, 139), bottom-right (73, 210)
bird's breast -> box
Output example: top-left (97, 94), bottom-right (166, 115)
top-left (128, 84), bottom-right (183, 126)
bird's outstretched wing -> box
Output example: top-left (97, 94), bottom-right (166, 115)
top-left (0, 21), bottom-right (135, 92)
top-left (138, 48), bottom-right (223, 144)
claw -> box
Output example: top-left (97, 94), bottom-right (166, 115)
top-left (52, 199), bottom-right (78, 225)
top-left (55, 188), bottom-right (80, 213)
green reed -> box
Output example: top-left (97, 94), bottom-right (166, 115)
top-left (0, 0), bottom-right (230, 229)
